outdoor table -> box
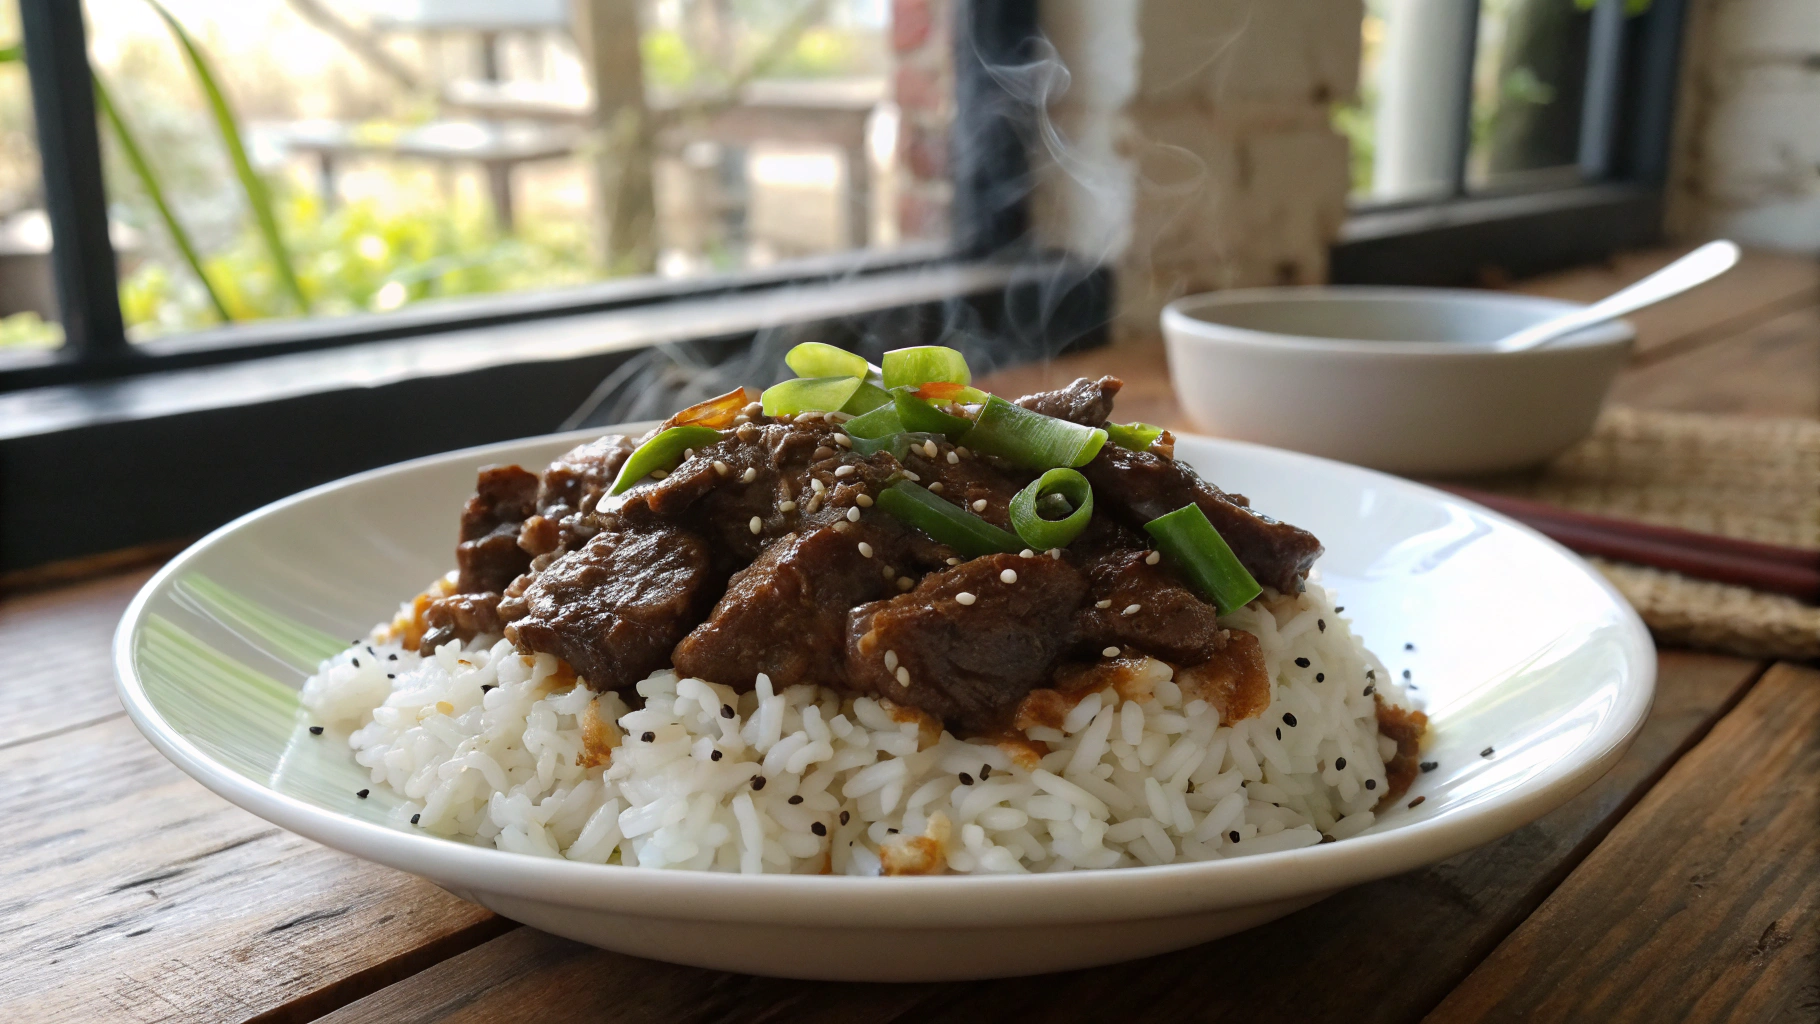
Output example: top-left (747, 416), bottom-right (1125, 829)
top-left (3, 246), bottom-right (1814, 1022)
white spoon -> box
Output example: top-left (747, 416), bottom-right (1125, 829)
top-left (1493, 240), bottom-right (1741, 352)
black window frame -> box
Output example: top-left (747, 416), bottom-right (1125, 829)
top-left (1331, 0), bottom-right (1692, 286)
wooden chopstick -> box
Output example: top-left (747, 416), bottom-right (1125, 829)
top-left (1433, 484), bottom-right (1820, 603)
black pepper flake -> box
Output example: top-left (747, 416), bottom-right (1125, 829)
top-left (1365, 779), bottom-right (1377, 791)
top-left (411, 813), bottom-right (421, 825)
top-left (1282, 712), bottom-right (1297, 727)
top-left (1228, 831), bottom-right (1241, 843)
top-left (1294, 657), bottom-right (1311, 668)
top-left (1363, 684), bottom-right (1376, 697)
top-left (788, 795), bottom-right (804, 805)
top-left (1481, 746), bottom-right (1495, 758)
top-left (1317, 619), bottom-right (1326, 632)
top-left (641, 731), bottom-right (656, 743)
top-left (721, 704), bottom-right (735, 719)
top-left (751, 776), bottom-right (767, 790)
top-left (958, 772), bottom-right (974, 786)
top-left (711, 749), bottom-right (723, 761)
top-left (1408, 796), bottom-right (1426, 808)
top-left (840, 811), bottom-right (850, 826)
top-left (1275, 728), bottom-right (1282, 740)
top-left (356, 788), bottom-right (370, 798)
top-left (1420, 760), bottom-right (1438, 773)
top-left (811, 821), bottom-right (828, 837)
top-left (1335, 756), bottom-right (1347, 770)
top-left (308, 725), bottom-right (324, 735)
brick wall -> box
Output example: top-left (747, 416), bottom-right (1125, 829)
top-left (891, 0), bottom-right (955, 241)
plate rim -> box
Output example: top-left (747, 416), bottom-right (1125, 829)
top-left (114, 427), bottom-right (1656, 927)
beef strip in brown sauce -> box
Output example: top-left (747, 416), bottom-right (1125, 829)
top-left (1015, 376), bottom-right (1123, 427)
top-left (454, 465), bottom-right (540, 594)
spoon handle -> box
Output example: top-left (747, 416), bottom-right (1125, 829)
top-left (1495, 240), bottom-right (1741, 352)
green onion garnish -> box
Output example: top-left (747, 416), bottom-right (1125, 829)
top-left (850, 431), bottom-right (945, 460)
top-left (760, 376), bottom-right (863, 417)
top-left (1008, 468), bottom-right (1094, 550)
top-left (962, 395), bottom-right (1109, 469)
top-left (784, 342), bottom-right (870, 380)
top-left (843, 403), bottom-right (904, 440)
top-left (842, 380), bottom-right (894, 415)
top-left (1105, 421), bottom-right (1164, 452)
top-left (891, 388), bottom-right (973, 438)
top-left (609, 425), bottom-right (723, 495)
top-left (1144, 504), bottom-right (1262, 614)
top-left (881, 345), bottom-right (971, 390)
top-left (876, 480), bottom-right (1022, 558)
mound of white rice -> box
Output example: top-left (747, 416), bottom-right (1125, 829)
top-left (302, 577), bottom-right (1408, 874)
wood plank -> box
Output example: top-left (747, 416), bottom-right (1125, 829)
top-left (1426, 662), bottom-right (1820, 1024)
top-left (319, 652), bottom-right (1765, 1024)
top-left (1609, 303), bottom-right (1820, 419)
top-left (0, 565), bottom-right (156, 749)
top-left (0, 714), bottom-right (507, 1023)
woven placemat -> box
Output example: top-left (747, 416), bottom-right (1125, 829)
top-left (1465, 407), bottom-right (1820, 661)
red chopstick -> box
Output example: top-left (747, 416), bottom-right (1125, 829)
top-left (1433, 484), bottom-right (1820, 603)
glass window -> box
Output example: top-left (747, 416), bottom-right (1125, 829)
top-left (79, 0), bottom-right (945, 340)
top-left (0, 0), bottom-right (64, 352)
top-left (1466, 0), bottom-right (1593, 192)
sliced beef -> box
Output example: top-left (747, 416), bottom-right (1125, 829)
top-left (1081, 443), bottom-right (1322, 594)
top-left (420, 591), bottom-right (506, 652)
top-left (1014, 376), bottom-right (1123, 427)
top-left (455, 465), bottom-right (540, 594)
top-left (508, 526), bottom-right (715, 691)
top-left (1076, 547), bottom-right (1227, 664)
top-left (891, 435), bottom-right (1033, 532)
top-left (539, 434), bottom-right (635, 512)
top-left (846, 553), bottom-right (1088, 731)
top-left (672, 523), bottom-right (911, 689)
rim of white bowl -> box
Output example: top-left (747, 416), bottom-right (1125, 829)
top-left (114, 428), bottom-right (1656, 930)
top-left (1163, 286), bottom-right (1636, 356)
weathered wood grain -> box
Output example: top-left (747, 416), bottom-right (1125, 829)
top-left (0, 565), bottom-right (156, 749)
top-left (1426, 663), bottom-right (1820, 1024)
top-left (0, 714), bottom-right (506, 1023)
top-left (317, 652), bottom-right (1765, 1024)
top-left (1609, 304), bottom-right (1820, 419)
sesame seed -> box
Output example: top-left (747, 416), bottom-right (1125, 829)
top-left (1481, 746), bottom-right (1495, 758)
top-left (711, 749), bottom-right (723, 761)
top-left (1282, 712), bottom-right (1297, 727)
top-left (1121, 603), bottom-right (1141, 616)
top-left (856, 492), bottom-right (873, 507)
top-left (902, 470), bottom-right (921, 482)
top-left (947, 451), bottom-right (960, 464)
top-left (1335, 606), bottom-right (1345, 612)
top-left (1405, 642), bottom-right (1416, 650)
top-left (811, 821), bottom-right (828, 836)
top-left (956, 592), bottom-right (977, 605)
top-left (835, 465), bottom-right (856, 478)
top-left (1049, 548), bottom-right (1062, 559)
top-left (957, 446), bottom-right (972, 457)
top-left (834, 433), bottom-right (853, 448)
top-left (847, 506), bottom-right (861, 523)
top-left (1315, 672), bottom-right (1325, 682)
top-left (1368, 669), bottom-right (1376, 679)
top-left (885, 650), bottom-right (899, 671)
top-left (713, 460), bottom-right (729, 476)
top-left (388, 654), bottom-right (397, 661)
top-left (357, 789), bottom-right (370, 799)
top-left (641, 731), bottom-right (656, 742)
top-left (779, 500), bottom-right (797, 512)
top-left (946, 557), bottom-right (961, 566)
top-left (743, 402), bottom-right (763, 417)
top-left (1276, 728), bottom-right (1282, 740)
top-left (814, 446), bottom-right (835, 460)
top-left (1001, 569), bottom-right (1018, 584)
top-left (1229, 831), bottom-right (1241, 843)
top-left (826, 411), bottom-right (853, 423)
top-left (858, 541), bottom-right (874, 558)
top-left (721, 704), bottom-right (735, 719)
top-left (795, 411), bottom-right (820, 423)
top-left (1365, 779), bottom-right (1377, 790)
top-left (1335, 757), bottom-right (1347, 770)
top-left (811, 478), bottom-right (827, 494)
top-left (959, 773), bottom-right (974, 786)
top-left (752, 776), bottom-right (767, 790)
top-left (390, 674), bottom-right (398, 680)
top-left (887, 827), bottom-right (898, 834)
top-left (1294, 657), bottom-right (1312, 669)
top-left (882, 564), bottom-right (896, 579)
top-left (1095, 599), bottom-right (1112, 609)
top-left (1102, 646), bottom-right (1120, 657)
top-left (1318, 619), bottom-right (1326, 632)
top-left (897, 576), bottom-right (914, 591)
top-left (1403, 669), bottom-right (1412, 679)
top-left (651, 469), bottom-right (668, 479)
top-left (923, 440), bottom-right (939, 458)
top-left (788, 795), bottom-right (804, 805)
top-left (928, 482), bottom-right (944, 493)
top-left (742, 467), bottom-right (758, 483)
top-left (749, 516), bottom-right (763, 534)
top-left (1364, 684), bottom-right (1376, 696)
top-left (1145, 551), bottom-right (1160, 565)
top-left (308, 725), bottom-right (324, 735)
top-left (480, 683), bottom-right (493, 691)
top-left (831, 519), bottom-right (849, 532)
top-left (840, 810), bottom-right (850, 825)
top-left (1020, 548), bottom-right (1035, 558)
top-left (684, 449), bottom-right (696, 458)
top-left (896, 666), bottom-right (911, 685)
top-left (971, 499), bottom-right (988, 512)
top-left (736, 422), bottom-right (754, 436)
top-left (1409, 796), bottom-right (1426, 808)
top-left (980, 765), bottom-right (992, 779)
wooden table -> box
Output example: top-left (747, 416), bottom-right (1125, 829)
top-left (4, 247), bottom-right (1815, 1022)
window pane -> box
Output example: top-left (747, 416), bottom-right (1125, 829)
top-left (1466, 0), bottom-right (1592, 192)
top-left (81, 0), bottom-right (945, 340)
top-left (1342, 0), bottom-right (1475, 205)
top-left (0, 0), bottom-right (65, 353)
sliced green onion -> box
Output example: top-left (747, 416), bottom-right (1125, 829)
top-left (962, 395), bottom-right (1109, 469)
top-left (1009, 468), bottom-right (1094, 550)
top-left (881, 346), bottom-right (971, 390)
top-left (760, 376), bottom-right (863, 417)
top-left (1144, 504), bottom-right (1262, 614)
top-left (842, 380), bottom-right (894, 415)
top-left (609, 425), bottom-right (722, 495)
top-left (891, 387), bottom-right (973, 438)
top-left (850, 431), bottom-right (944, 460)
top-left (876, 480), bottom-right (1022, 558)
top-left (1106, 421), bottom-right (1165, 452)
top-left (843, 403), bottom-right (904, 440)
top-left (785, 341), bottom-right (870, 380)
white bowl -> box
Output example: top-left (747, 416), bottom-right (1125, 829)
top-left (115, 428), bottom-right (1654, 981)
top-left (1162, 287), bottom-right (1635, 476)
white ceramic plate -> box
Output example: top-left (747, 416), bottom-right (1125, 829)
top-left (115, 429), bottom-right (1655, 981)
